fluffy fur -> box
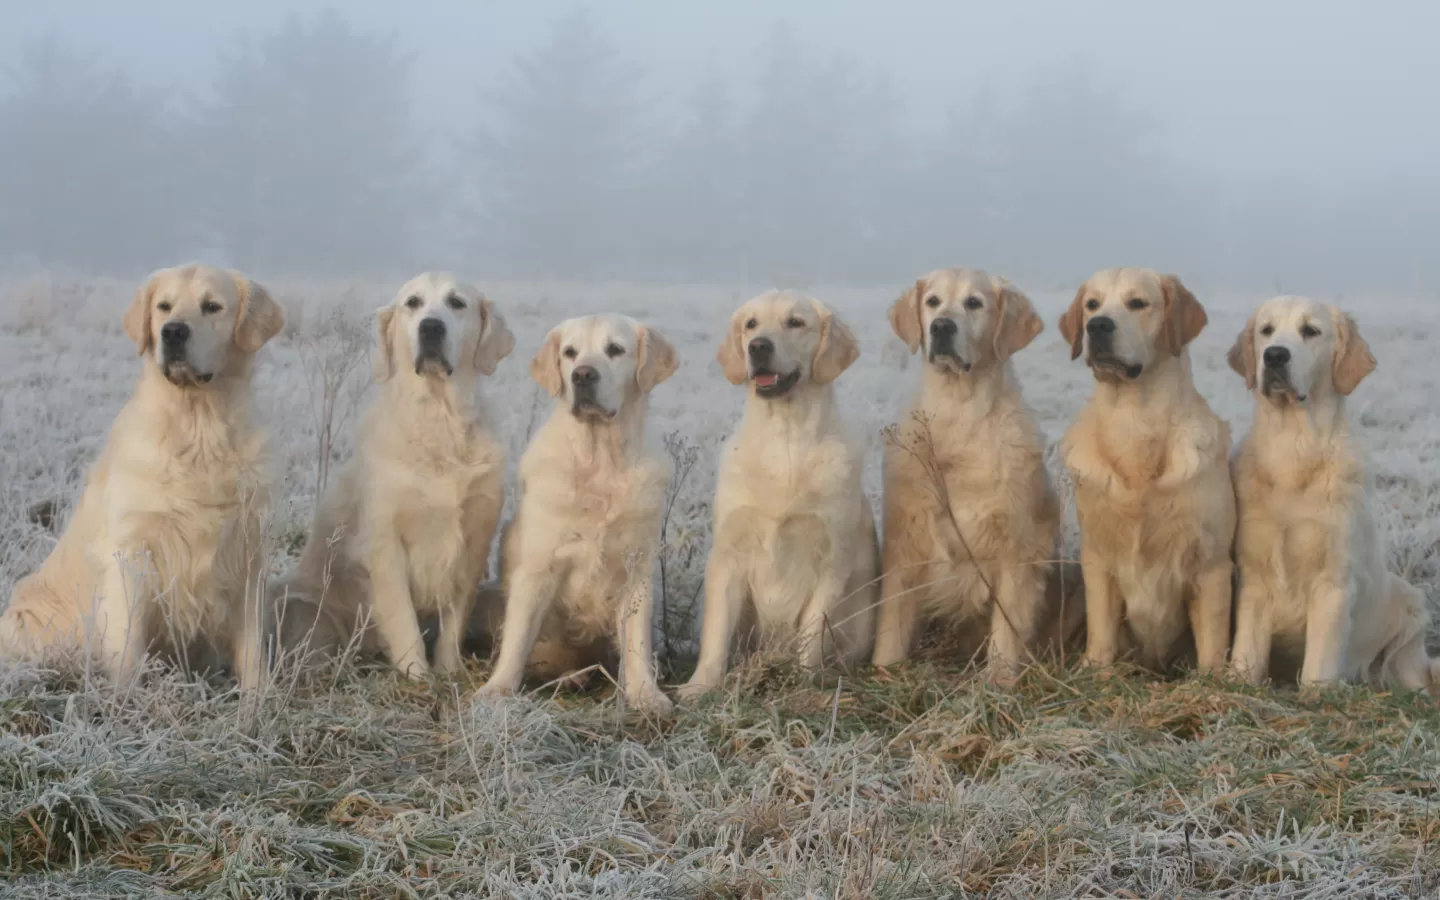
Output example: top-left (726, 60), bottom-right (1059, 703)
top-left (1057, 268), bottom-right (1235, 673)
top-left (0, 264), bottom-right (284, 687)
top-left (1227, 296), bottom-right (1439, 692)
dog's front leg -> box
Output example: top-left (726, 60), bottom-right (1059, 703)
top-left (477, 564), bottom-right (560, 698)
top-left (1080, 544), bottom-right (1122, 669)
top-left (988, 564), bottom-right (1043, 685)
top-left (616, 558), bottom-right (671, 714)
top-left (96, 548), bottom-right (152, 686)
top-left (679, 550), bottom-right (746, 700)
top-left (871, 561), bottom-right (919, 667)
top-left (1300, 581), bottom-right (1353, 686)
top-left (367, 538), bottom-right (428, 678)
top-left (1189, 561), bottom-right (1234, 675)
top-left (797, 571), bottom-right (848, 671)
top-left (1230, 573), bottom-right (1273, 684)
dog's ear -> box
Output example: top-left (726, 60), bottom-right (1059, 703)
top-left (810, 298), bottom-right (860, 385)
top-left (530, 327), bottom-right (564, 397)
top-left (635, 324), bottom-right (679, 393)
top-left (373, 305), bottom-right (399, 383)
top-left (992, 279), bottom-right (1044, 361)
top-left (124, 272), bottom-right (160, 356)
top-left (1331, 308), bottom-right (1376, 396)
top-left (1159, 274), bottom-right (1207, 356)
top-left (231, 272), bottom-right (285, 354)
top-left (472, 295), bottom-right (515, 376)
top-left (1226, 315), bottom-right (1258, 391)
top-left (888, 278), bottom-right (925, 353)
top-left (716, 309), bottom-right (749, 385)
top-left (1058, 285), bottom-right (1087, 361)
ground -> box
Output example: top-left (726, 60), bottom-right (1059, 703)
top-left (1, 272), bottom-right (1437, 898)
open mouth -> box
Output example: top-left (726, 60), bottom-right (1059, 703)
top-left (162, 359), bottom-right (214, 387)
top-left (927, 349), bottom-right (971, 374)
top-left (1089, 353), bottom-right (1143, 381)
top-left (415, 354), bottom-right (453, 377)
top-left (751, 368), bottom-right (800, 398)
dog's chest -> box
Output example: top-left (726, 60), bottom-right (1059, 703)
top-left (730, 436), bottom-right (853, 518)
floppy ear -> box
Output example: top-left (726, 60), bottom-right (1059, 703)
top-left (635, 324), bottom-right (679, 393)
top-left (1158, 274), bottom-right (1207, 356)
top-left (1226, 316), bottom-right (1258, 391)
top-left (530, 328), bottom-right (564, 397)
top-left (1058, 285), bottom-right (1086, 361)
top-left (123, 273), bottom-right (159, 356)
top-left (992, 280), bottom-right (1044, 361)
top-left (372, 305), bottom-right (399, 383)
top-left (1331, 309), bottom-right (1376, 396)
top-left (472, 296), bottom-right (515, 376)
top-left (716, 310), bottom-right (749, 385)
top-left (810, 299), bottom-right (860, 385)
top-left (888, 278), bottom-right (925, 353)
top-left (231, 272), bottom-right (285, 354)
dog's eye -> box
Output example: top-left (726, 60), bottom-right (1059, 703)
top-left (1259, 324), bottom-right (1274, 337)
top-left (156, 301), bottom-right (173, 313)
top-left (1084, 298), bottom-right (1100, 311)
top-left (744, 318), bottom-right (758, 330)
top-left (1300, 324), bottom-right (1321, 339)
top-left (200, 299), bottom-right (222, 315)
top-left (784, 317), bottom-right (805, 329)
top-left (405, 295), bottom-right (422, 310)
top-left (963, 296), bottom-right (983, 311)
top-left (562, 346), bottom-right (578, 360)
top-left (446, 293), bottom-right (466, 311)
top-left (605, 342), bottom-right (625, 358)
top-left (925, 296), bottom-right (941, 309)
top-left (1126, 298), bottom-right (1149, 311)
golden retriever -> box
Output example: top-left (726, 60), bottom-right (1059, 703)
top-left (679, 291), bottom-right (877, 700)
top-left (872, 268), bottom-right (1082, 680)
top-left (272, 273), bottom-right (513, 678)
top-left (1227, 296), bottom-right (1438, 692)
top-left (475, 314), bottom-right (678, 713)
top-left (1057, 268), bottom-right (1235, 673)
top-left (0, 264), bottom-right (284, 687)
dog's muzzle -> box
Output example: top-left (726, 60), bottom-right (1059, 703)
top-left (926, 318), bottom-right (970, 373)
top-left (1260, 345), bottom-right (1303, 401)
top-left (159, 321), bottom-right (213, 386)
top-left (569, 364), bottom-right (613, 418)
top-left (747, 336), bottom-right (800, 398)
top-left (415, 317), bottom-right (453, 376)
top-left (1084, 316), bottom-right (1142, 380)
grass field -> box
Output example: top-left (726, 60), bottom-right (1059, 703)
top-left (1, 272), bottom-right (1438, 897)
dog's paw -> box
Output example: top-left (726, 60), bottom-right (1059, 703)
top-left (626, 683), bottom-right (674, 715)
top-left (473, 681), bottom-right (515, 703)
top-left (676, 680), bottom-right (716, 704)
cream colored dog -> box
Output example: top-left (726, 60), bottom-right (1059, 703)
top-left (476, 314), bottom-right (678, 713)
top-left (1058, 268), bottom-right (1235, 673)
top-left (1228, 296), bottom-right (1438, 692)
top-left (1, 264), bottom-right (284, 687)
top-left (680, 291), bottom-right (878, 699)
top-left (272, 273), bottom-right (513, 678)
top-left (873, 268), bottom-right (1081, 680)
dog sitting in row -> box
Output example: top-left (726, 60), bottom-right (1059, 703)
top-left (1, 264), bottom-right (284, 687)
top-left (1059, 268), bottom-right (1235, 674)
top-left (1228, 296), bottom-right (1439, 692)
top-left (680, 292), bottom-right (878, 698)
top-left (273, 273), bottom-right (513, 679)
top-left (872, 268), bottom-right (1084, 681)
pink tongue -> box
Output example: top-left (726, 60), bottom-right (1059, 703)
top-left (754, 374), bottom-right (778, 387)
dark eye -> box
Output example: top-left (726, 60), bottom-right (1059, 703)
top-left (605, 342), bottom-right (624, 358)
top-left (562, 346), bottom-right (578, 360)
top-left (963, 296), bottom-right (983, 311)
top-left (1300, 324), bottom-right (1321, 339)
top-left (1084, 298), bottom-right (1100, 311)
top-left (156, 301), bottom-right (173, 313)
top-left (744, 318), bottom-right (758, 330)
top-left (784, 317), bottom-right (805, 329)
top-left (1126, 298), bottom-right (1149, 311)
top-left (925, 296), bottom-right (941, 309)
top-left (1259, 324), bottom-right (1274, 337)
top-left (200, 299), bottom-right (222, 315)
top-left (405, 295), bottom-right (422, 310)
top-left (446, 293), bottom-right (466, 311)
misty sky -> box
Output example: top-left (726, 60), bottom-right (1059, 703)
top-left (11, 0), bottom-right (1440, 181)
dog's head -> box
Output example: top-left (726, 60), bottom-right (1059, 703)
top-left (531, 314), bottom-right (678, 421)
top-left (123, 264), bottom-right (284, 388)
top-left (1226, 296), bottom-right (1375, 404)
top-left (1058, 268), bottom-right (1206, 383)
top-left (717, 290), bottom-right (858, 399)
top-left (889, 268), bottom-right (1043, 374)
top-left (374, 273), bottom-right (513, 383)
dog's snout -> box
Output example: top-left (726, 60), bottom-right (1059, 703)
top-left (161, 321), bottom-right (191, 345)
top-left (748, 337), bottom-right (774, 359)
top-left (929, 318), bottom-right (958, 339)
top-left (1263, 346), bottom-right (1290, 368)
top-left (571, 365), bottom-right (599, 387)
top-left (418, 318), bottom-right (446, 341)
top-left (1086, 316), bottom-right (1115, 337)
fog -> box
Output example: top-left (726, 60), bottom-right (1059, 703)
top-left (4, 0), bottom-right (1438, 292)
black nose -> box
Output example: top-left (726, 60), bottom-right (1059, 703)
top-left (160, 321), bottom-right (190, 345)
top-left (1263, 346), bottom-right (1290, 368)
top-left (929, 318), bottom-right (957, 339)
top-left (1086, 316), bottom-right (1115, 337)
top-left (748, 337), bottom-right (774, 359)
top-left (418, 318), bottom-right (445, 341)
top-left (572, 365), bottom-right (599, 386)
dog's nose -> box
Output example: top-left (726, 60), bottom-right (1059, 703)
top-left (1263, 346), bottom-right (1290, 368)
top-left (571, 365), bottom-right (599, 387)
top-left (160, 321), bottom-right (191, 345)
top-left (418, 318), bottom-right (446, 341)
top-left (929, 318), bottom-right (957, 339)
top-left (1086, 316), bottom-right (1116, 337)
top-left (748, 337), bottom-right (774, 359)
